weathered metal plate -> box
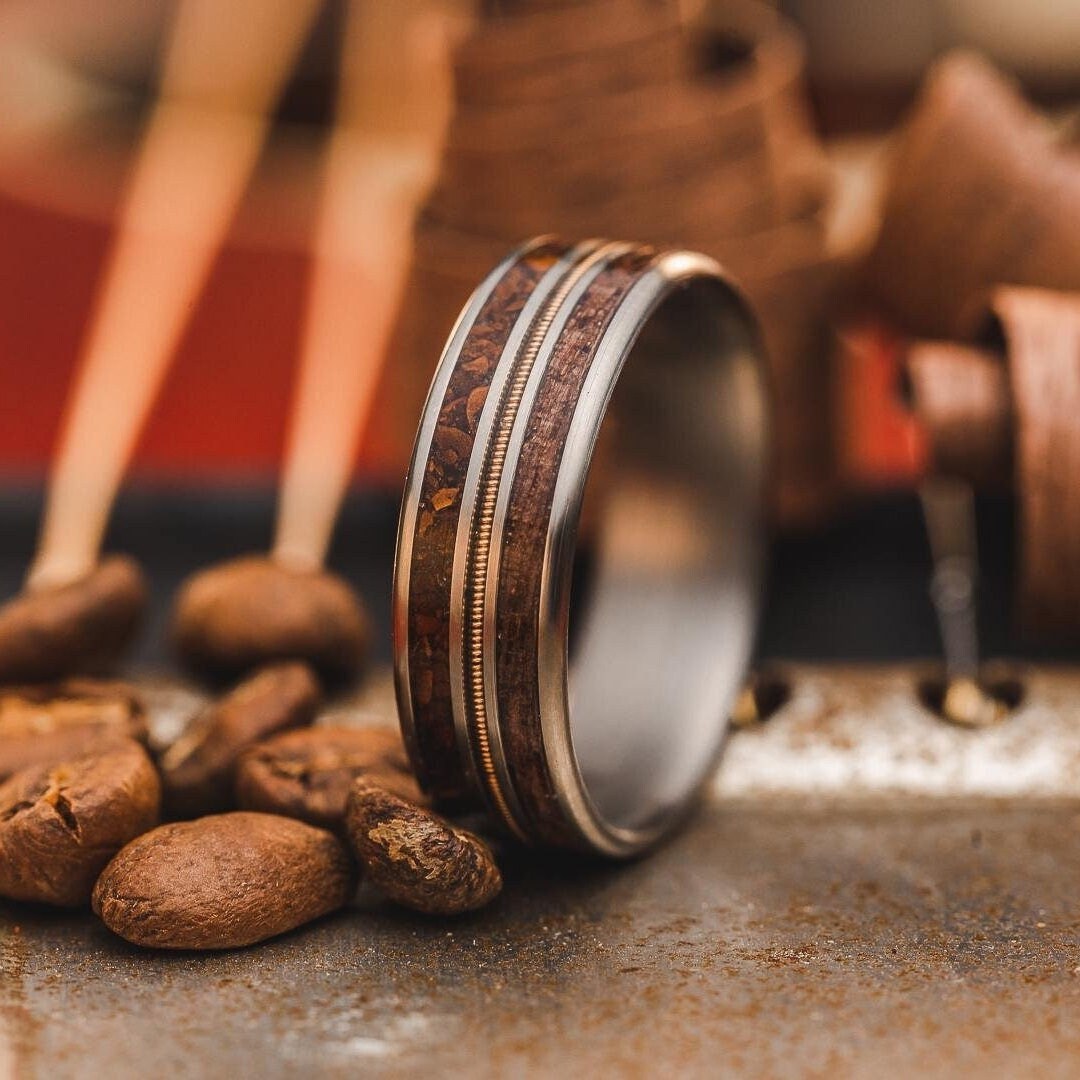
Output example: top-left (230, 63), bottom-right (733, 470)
top-left (715, 665), bottom-right (1080, 800)
top-left (4, 666), bottom-right (1080, 1078)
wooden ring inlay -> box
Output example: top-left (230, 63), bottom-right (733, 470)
top-left (401, 240), bottom-right (567, 798)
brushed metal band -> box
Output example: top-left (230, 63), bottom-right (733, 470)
top-left (395, 237), bottom-right (767, 854)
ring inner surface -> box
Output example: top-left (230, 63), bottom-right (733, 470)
top-left (567, 277), bottom-right (765, 835)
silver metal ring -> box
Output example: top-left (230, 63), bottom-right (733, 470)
top-left (394, 237), bottom-right (767, 855)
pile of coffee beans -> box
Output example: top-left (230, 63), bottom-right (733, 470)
top-left (0, 669), bottom-right (503, 950)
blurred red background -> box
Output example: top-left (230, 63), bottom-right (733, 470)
top-left (0, 194), bottom-right (403, 481)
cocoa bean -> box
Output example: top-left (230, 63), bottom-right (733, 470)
top-left (0, 679), bottom-right (146, 781)
top-left (0, 556), bottom-right (146, 684)
top-left (0, 740), bottom-right (160, 907)
top-left (159, 662), bottom-right (320, 818)
top-left (236, 725), bottom-right (426, 830)
top-left (92, 811), bottom-right (355, 949)
top-left (171, 556), bottom-right (369, 683)
top-left (345, 780), bottom-right (501, 915)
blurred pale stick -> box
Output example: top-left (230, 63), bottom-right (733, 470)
top-left (272, 0), bottom-right (465, 571)
top-left (27, 0), bottom-right (321, 591)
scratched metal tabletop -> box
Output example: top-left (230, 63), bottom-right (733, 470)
top-left (2, 488), bottom-right (1079, 1079)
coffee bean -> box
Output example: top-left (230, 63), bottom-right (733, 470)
top-left (345, 780), bottom-right (502, 915)
top-left (159, 662), bottom-right (320, 818)
top-left (92, 812), bottom-right (356, 949)
top-left (236, 725), bottom-right (426, 830)
top-left (0, 556), bottom-right (146, 684)
top-left (171, 556), bottom-right (370, 683)
top-left (0, 740), bottom-right (160, 907)
top-left (0, 679), bottom-right (146, 782)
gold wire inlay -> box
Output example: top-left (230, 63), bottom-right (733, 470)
top-left (461, 246), bottom-right (612, 839)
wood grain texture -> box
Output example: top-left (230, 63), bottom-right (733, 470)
top-left (862, 52), bottom-right (1080, 339)
top-left (405, 241), bottom-right (565, 800)
top-left (452, 23), bottom-right (685, 109)
top-left (996, 288), bottom-right (1080, 638)
top-left (494, 247), bottom-right (657, 846)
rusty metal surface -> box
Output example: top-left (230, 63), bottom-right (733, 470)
top-left (5, 666), bottom-right (1080, 1079)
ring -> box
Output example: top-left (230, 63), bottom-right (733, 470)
top-left (394, 237), bottom-right (767, 855)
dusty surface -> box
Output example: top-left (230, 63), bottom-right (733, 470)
top-left (715, 665), bottom-right (1080, 799)
top-left (3, 665), bottom-right (1080, 1077)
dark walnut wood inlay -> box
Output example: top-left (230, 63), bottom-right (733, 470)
top-left (405, 241), bottom-right (566, 800)
top-left (997, 287), bottom-right (1080, 638)
top-left (495, 246), bottom-right (657, 847)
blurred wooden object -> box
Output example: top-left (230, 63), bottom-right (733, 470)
top-left (857, 50), bottom-right (1080, 636)
top-left (861, 51), bottom-right (1080, 340)
top-left (28, 0), bottom-right (321, 591)
top-left (384, 0), bottom-right (844, 526)
top-left (906, 342), bottom-right (1012, 489)
top-left (996, 288), bottom-right (1080, 638)
top-left (902, 288), bottom-right (1080, 640)
top-left (456, 0), bottom-right (684, 106)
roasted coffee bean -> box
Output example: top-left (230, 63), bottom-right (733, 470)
top-left (92, 812), bottom-right (356, 949)
top-left (235, 725), bottom-right (426, 830)
top-left (0, 679), bottom-right (146, 781)
top-left (159, 662), bottom-right (320, 818)
top-left (346, 780), bottom-right (502, 915)
top-left (171, 555), bottom-right (370, 683)
top-left (0, 556), bottom-right (147, 684)
top-left (0, 740), bottom-right (160, 907)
